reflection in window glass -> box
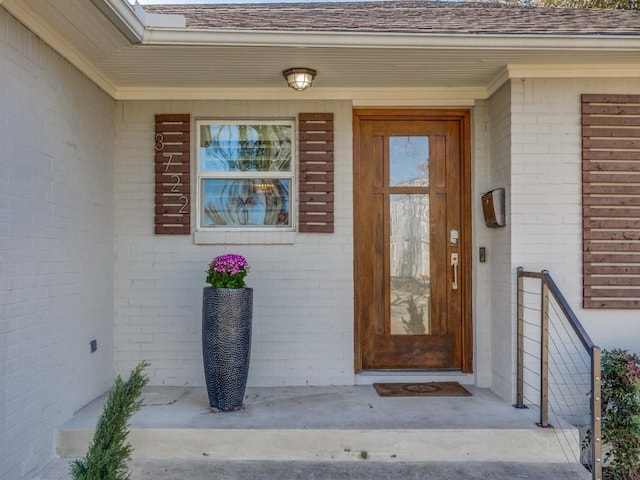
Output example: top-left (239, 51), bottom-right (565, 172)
top-left (389, 194), bottom-right (430, 335)
top-left (389, 136), bottom-right (429, 187)
top-left (200, 124), bottom-right (292, 172)
top-left (201, 179), bottom-right (291, 227)
top-left (197, 120), bottom-right (294, 229)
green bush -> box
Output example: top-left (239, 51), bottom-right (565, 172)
top-left (601, 349), bottom-right (640, 480)
top-left (70, 361), bottom-right (149, 480)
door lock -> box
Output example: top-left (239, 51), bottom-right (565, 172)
top-left (450, 229), bottom-right (459, 246)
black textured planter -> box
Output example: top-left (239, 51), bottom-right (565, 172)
top-left (202, 287), bottom-right (253, 411)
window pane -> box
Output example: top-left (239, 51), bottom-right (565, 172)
top-left (389, 136), bottom-right (429, 187)
top-left (200, 124), bottom-right (292, 173)
top-left (389, 193), bottom-right (430, 335)
top-left (201, 178), bottom-right (291, 227)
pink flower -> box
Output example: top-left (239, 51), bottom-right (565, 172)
top-left (206, 254), bottom-right (250, 288)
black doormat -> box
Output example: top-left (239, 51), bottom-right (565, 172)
top-left (373, 382), bottom-right (472, 397)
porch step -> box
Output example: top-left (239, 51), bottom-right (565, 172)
top-left (58, 428), bottom-right (577, 462)
top-left (57, 426), bottom-right (577, 463)
top-left (55, 386), bottom-right (585, 465)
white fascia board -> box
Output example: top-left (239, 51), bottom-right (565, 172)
top-left (133, 1), bottom-right (185, 29)
top-left (506, 63), bottom-right (640, 78)
top-left (487, 63), bottom-right (640, 96)
top-left (114, 86), bottom-right (488, 104)
top-left (90, 0), bottom-right (145, 43)
top-left (142, 28), bottom-right (640, 51)
top-left (1, 0), bottom-right (119, 98)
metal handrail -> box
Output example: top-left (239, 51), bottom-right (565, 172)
top-left (516, 267), bottom-right (602, 480)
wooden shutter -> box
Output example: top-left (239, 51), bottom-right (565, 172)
top-left (298, 113), bottom-right (334, 233)
top-left (154, 114), bottom-right (191, 234)
top-left (582, 94), bottom-right (640, 308)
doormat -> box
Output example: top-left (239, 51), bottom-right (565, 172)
top-left (373, 382), bottom-right (472, 397)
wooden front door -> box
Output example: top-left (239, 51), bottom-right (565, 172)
top-left (354, 109), bottom-right (472, 372)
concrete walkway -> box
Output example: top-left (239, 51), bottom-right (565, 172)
top-left (37, 458), bottom-right (592, 480)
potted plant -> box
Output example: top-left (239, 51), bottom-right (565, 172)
top-left (202, 254), bottom-right (252, 412)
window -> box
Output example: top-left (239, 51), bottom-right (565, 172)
top-left (197, 120), bottom-right (295, 230)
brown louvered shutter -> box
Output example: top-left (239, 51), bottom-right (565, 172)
top-left (298, 113), bottom-right (334, 233)
top-left (582, 94), bottom-right (640, 308)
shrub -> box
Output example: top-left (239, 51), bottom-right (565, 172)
top-left (70, 361), bottom-right (149, 480)
top-left (601, 349), bottom-right (640, 480)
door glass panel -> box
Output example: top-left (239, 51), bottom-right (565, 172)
top-left (389, 194), bottom-right (430, 335)
top-left (389, 136), bottom-right (429, 187)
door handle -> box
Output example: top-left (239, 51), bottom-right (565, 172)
top-left (451, 253), bottom-right (459, 290)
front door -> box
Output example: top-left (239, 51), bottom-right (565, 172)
top-left (354, 109), bottom-right (472, 372)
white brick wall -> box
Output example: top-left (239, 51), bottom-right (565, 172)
top-left (510, 78), bottom-right (640, 358)
top-left (115, 100), bottom-right (509, 391)
top-left (0, 8), bottom-right (116, 479)
top-left (482, 83), bottom-right (515, 400)
top-left (471, 100), bottom-right (495, 389)
top-left (481, 77), bottom-right (640, 402)
top-left (114, 100), bottom-right (354, 387)
top-left (119, 92), bottom-right (616, 396)
top-left (478, 77), bottom-right (640, 402)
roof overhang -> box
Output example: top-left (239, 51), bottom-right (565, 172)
top-left (2, 0), bottom-right (640, 103)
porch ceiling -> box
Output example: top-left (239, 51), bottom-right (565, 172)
top-left (3, 0), bottom-right (640, 100)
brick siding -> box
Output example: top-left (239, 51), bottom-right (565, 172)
top-left (0, 8), bottom-right (116, 479)
top-left (113, 100), bottom-right (355, 387)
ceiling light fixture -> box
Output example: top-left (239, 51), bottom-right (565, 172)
top-left (282, 68), bottom-right (317, 91)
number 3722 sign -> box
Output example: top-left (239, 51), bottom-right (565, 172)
top-left (154, 114), bottom-right (190, 234)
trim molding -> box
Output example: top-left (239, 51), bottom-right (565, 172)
top-left (114, 86), bottom-right (488, 103)
top-left (487, 63), bottom-right (640, 98)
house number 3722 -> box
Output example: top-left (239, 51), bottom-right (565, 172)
top-left (155, 134), bottom-right (189, 214)
top-left (153, 114), bottom-right (191, 235)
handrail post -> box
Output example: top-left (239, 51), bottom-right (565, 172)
top-left (591, 347), bottom-right (602, 480)
top-left (516, 267), bottom-right (525, 408)
top-left (518, 268), bottom-right (601, 476)
top-left (539, 272), bottom-right (550, 427)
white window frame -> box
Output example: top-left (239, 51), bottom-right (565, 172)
top-left (195, 118), bottom-right (296, 236)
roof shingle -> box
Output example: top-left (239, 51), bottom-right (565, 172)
top-left (143, 1), bottom-right (640, 35)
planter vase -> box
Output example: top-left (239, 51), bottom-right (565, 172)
top-left (202, 286), bottom-right (253, 411)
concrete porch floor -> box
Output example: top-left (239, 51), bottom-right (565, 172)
top-left (36, 385), bottom-right (592, 479)
top-left (65, 384), bottom-right (536, 431)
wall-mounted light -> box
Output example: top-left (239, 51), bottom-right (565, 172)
top-left (282, 68), bottom-right (317, 91)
